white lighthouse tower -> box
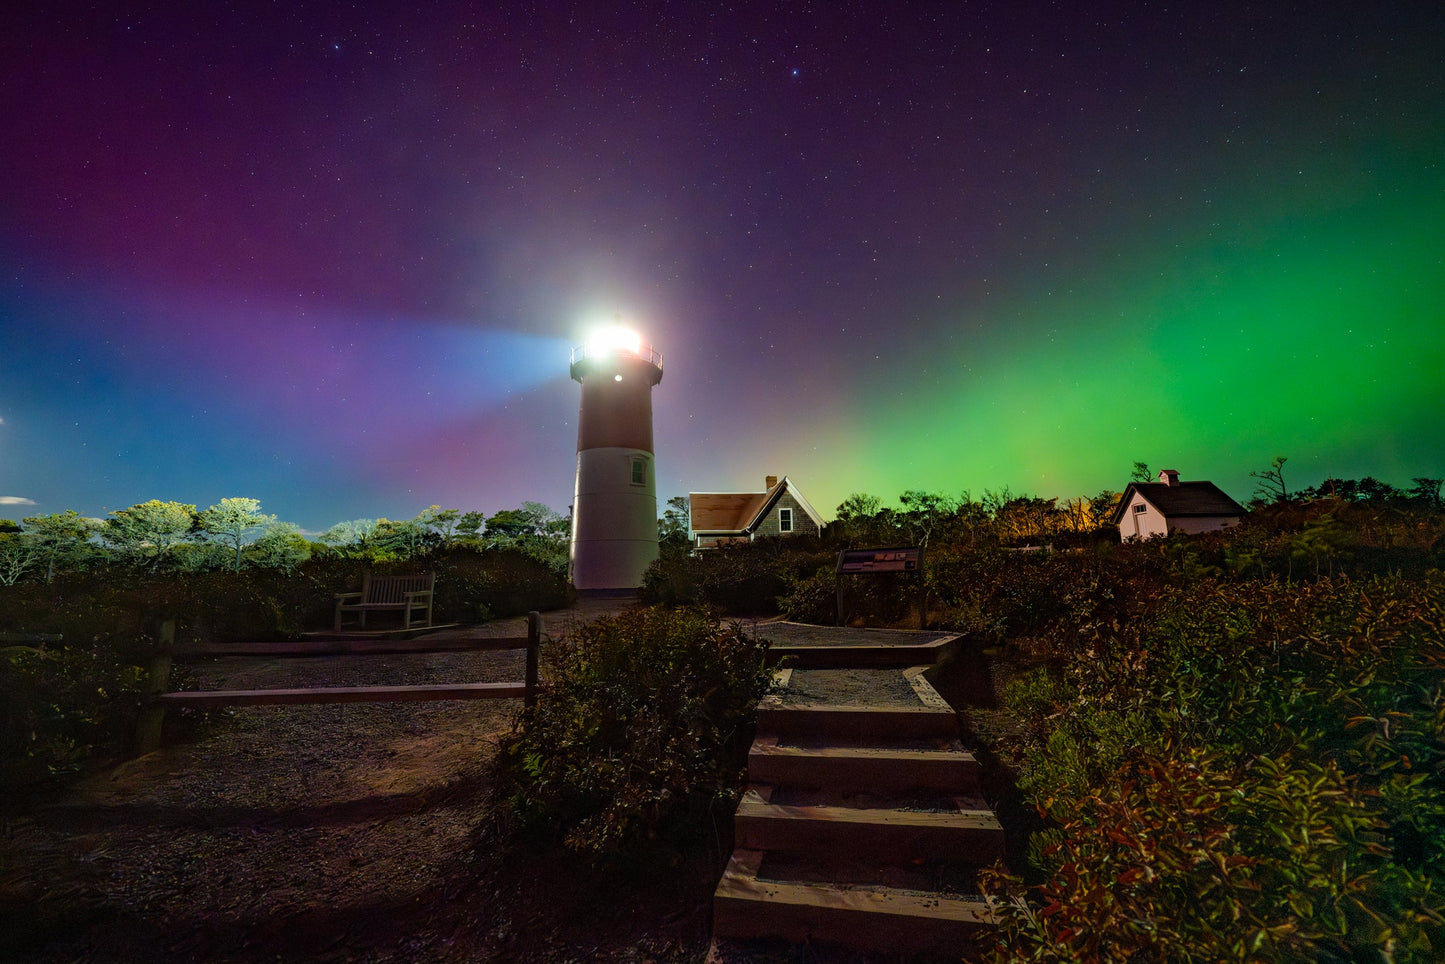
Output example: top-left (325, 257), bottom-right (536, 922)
top-left (569, 327), bottom-right (664, 593)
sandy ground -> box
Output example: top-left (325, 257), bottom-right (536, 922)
top-left (0, 599), bottom-right (728, 963)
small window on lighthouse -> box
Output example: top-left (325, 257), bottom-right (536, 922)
top-left (630, 457), bottom-right (647, 486)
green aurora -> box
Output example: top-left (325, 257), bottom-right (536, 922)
top-left (807, 169), bottom-right (1444, 512)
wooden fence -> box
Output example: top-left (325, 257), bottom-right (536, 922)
top-left (136, 612), bottom-right (541, 753)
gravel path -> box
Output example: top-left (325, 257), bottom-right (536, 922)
top-left (778, 668), bottom-right (923, 707)
top-left (2, 601), bottom-right (726, 963)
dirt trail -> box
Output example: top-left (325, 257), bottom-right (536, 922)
top-left (1, 600), bottom-right (723, 963)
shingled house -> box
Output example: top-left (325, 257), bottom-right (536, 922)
top-left (1112, 469), bottom-right (1247, 540)
top-left (689, 475), bottom-right (826, 548)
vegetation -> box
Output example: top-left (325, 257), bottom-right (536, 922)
top-left (0, 498), bottom-right (572, 788)
top-left (979, 571), bottom-right (1445, 961)
top-left (636, 471), bottom-right (1444, 961)
top-left (500, 606), bottom-right (771, 856)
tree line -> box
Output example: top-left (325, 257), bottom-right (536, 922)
top-left (0, 498), bottom-right (572, 585)
top-left (817, 461), bottom-right (1443, 551)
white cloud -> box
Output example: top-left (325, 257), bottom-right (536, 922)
top-left (0, 496), bottom-right (37, 506)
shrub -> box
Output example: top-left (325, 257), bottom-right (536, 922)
top-left (983, 572), bottom-right (1445, 962)
top-left (1, 633), bottom-right (156, 786)
top-left (432, 546), bottom-right (570, 618)
top-left (640, 539), bottom-right (839, 617)
top-left (779, 566), bottom-right (836, 623)
top-left (503, 606), bottom-right (772, 855)
top-left (985, 747), bottom-right (1442, 962)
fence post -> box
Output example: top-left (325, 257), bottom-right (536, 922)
top-left (524, 611), bottom-right (540, 708)
top-left (135, 618), bottom-right (176, 754)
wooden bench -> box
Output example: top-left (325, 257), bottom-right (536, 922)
top-left (334, 572), bottom-right (435, 631)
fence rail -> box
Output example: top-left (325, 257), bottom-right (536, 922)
top-left (136, 612), bottom-right (541, 754)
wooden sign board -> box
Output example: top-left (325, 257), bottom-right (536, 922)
top-left (836, 547), bottom-right (922, 574)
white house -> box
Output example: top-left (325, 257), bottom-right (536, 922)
top-left (1112, 469), bottom-right (1246, 540)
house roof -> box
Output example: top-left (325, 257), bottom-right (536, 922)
top-left (689, 476), bottom-right (826, 535)
top-left (1111, 480), bottom-right (1247, 525)
top-left (689, 492), bottom-right (772, 533)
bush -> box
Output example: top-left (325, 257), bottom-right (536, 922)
top-left (432, 546), bottom-right (570, 618)
top-left (640, 538), bottom-right (836, 617)
top-left (983, 572), bottom-right (1445, 962)
top-left (780, 566), bottom-right (836, 623)
top-left (1, 633), bottom-right (156, 786)
top-left (640, 543), bottom-right (795, 613)
top-left (502, 606), bottom-right (772, 855)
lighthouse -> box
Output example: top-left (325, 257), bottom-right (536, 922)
top-left (569, 327), bottom-right (664, 593)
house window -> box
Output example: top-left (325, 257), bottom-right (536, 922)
top-left (779, 507), bottom-right (793, 532)
top-left (1133, 503), bottom-right (1147, 514)
top-left (630, 457), bottom-right (647, 486)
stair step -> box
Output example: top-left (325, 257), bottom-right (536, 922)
top-left (713, 849), bottom-right (996, 955)
top-left (757, 850), bottom-right (982, 892)
top-left (735, 787), bottom-right (1005, 865)
top-left (749, 735), bottom-right (981, 794)
top-left (756, 704), bottom-right (958, 744)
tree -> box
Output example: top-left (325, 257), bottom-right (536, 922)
top-left (319, 519), bottom-right (379, 550)
top-left (835, 492), bottom-right (882, 522)
top-left (103, 500), bottom-right (197, 567)
top-left (898, 490), bottom-right (957, 547)
top-left (21, 510), bottom-right (97, 581)
top-left (1090, 490), bottom-right (1122, 525)
top-left (833, 493), bottom-right (885, 544)
top-left (955, 492), bottom-right (991, 547)
top-left (980, 486), bottom-right (1015, 518)
top-left (455, 511), bottom-right (486, 542)
top-left (0, 533), bottom-right (40, 585)
top-left (994, 495), bottom-right (1062, 544)
top-left (1298, 476), bottom-right (1406, 505)
top-left (485, 502), bottom-right (570, 573)
top-left (1131, 461), bottom-right (1154, 483)
top-left (1250, 456), bottom-right (1289, 504)
top-left (658, 495), bottom-right (690, 548)
top-left (1410, 477), bottom-right (1443, 512)
top-left (369, 518), bottom-right (433, 559)
top-left (487, 502), bottom-right (569, 543)
top-left (415, 506), bottom-right (461, 547)
top-left (485, 508), bottom-right (534, 540)
top-left (1059, 496), bottom-right (1097, 533)
top-left (247, 521), bottom-right (311, 571)
top-left (198, 498), bottom-right (275, 572)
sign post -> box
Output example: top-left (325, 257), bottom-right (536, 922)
top-left (835, 547), bottom-right (926, 629)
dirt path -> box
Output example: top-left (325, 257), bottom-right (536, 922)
top-left (1, 601), bottom-right (723, 963)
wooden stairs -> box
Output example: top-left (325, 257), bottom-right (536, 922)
top-left (711, 666), bottom-right (1004, 960)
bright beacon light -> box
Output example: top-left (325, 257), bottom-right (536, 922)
top-left (585, 325), bottom-right (642, 359)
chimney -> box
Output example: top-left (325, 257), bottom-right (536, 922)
top-left (1159, 469), bottom-right (1180, 487)
top-left (765, 475), bottom-right (778, 490)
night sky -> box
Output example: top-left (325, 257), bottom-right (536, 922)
top-left (3, 3), bottom-right (1442, 532)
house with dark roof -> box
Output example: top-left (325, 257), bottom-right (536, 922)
top-left (1112, 469), bottom-right (1246, 540)
top-left (689, 475), bottom-right (826, 548)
